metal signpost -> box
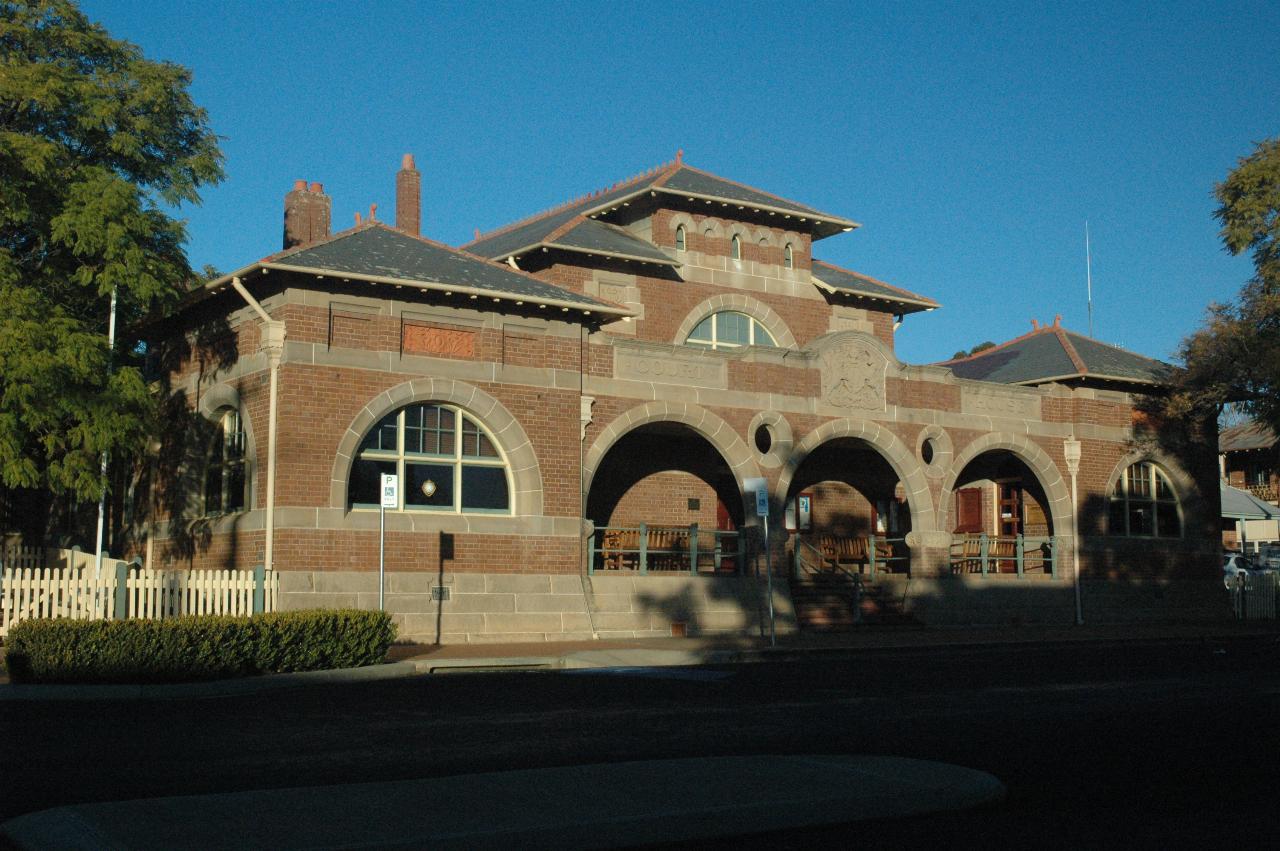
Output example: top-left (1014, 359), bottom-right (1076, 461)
top-left (379, 473), bottom-right (398, 611)
top-left (745, 477), bottom-right (775, 646)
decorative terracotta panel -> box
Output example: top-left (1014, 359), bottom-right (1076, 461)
top-left (403, 324), bottom-right (475, 359)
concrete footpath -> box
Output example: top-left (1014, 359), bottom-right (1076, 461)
top-left (3, 621), bottom-right (1276, 849)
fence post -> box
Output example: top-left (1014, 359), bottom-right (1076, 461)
top-left (113, 560), bottom-right (129, 619)
top-left (1050, 537), bottom-right (1058, 578)
top-left (639, 523), bottom-right (648, 574)
top-left (1016, 534), bottom-right (1025, 577)
top-left (253, 563), bottom-right (266, 614)
top-left (587, 529), bottom-right (597, 575)
top-left (980, 534), bottom-right (989, 576)
top-left (868, 534), bottom-right (877, 580)
top-left (688, 523), bottom-right (698, 574)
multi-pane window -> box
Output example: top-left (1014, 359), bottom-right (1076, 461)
top-left (685, 311), bottom-right (777, 350)
top-left (349, 403), bottom-right (510, 513)
top-left (674, 225), bottom-right (686, 251)
top-left (1108, 461), bottom-right (1180, 538)
top-left (205, 409), bottom-right (246, 514)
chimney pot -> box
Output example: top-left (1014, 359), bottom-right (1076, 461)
top-left (309, 182), bottom-right (323, 194)
top-left (396, 152), bottom-right (421, 237)
top-left (293, 179), bottom-right (307, 191)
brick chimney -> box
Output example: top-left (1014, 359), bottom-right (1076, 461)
top-left (396, 154), bottom-right (420, 236)
top-left (283, 180), bottom-right (332, 249)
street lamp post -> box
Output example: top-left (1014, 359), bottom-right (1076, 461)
top-left (1063, 438), bottom-right (1083, 625)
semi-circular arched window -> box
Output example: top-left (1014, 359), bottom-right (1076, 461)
top-left (685, 311), bottom-right (777, 350)
top-left (205, 408), bottom-right (247, 515)
top-left (783, 243), bottom-right (794, 269)
top-left (730, 234), bottom-right (742, 260)
top-left (1108, 461), bottom-right (1180, 538)
top-left (674, 224), bottom-right (686, 251)
top-left (349, 403), bottom-right (511, 513)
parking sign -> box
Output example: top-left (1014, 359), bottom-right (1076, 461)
top-left (380, 474), bottom-right (398, 509)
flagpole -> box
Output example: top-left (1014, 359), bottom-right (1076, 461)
top-left (1085, 221), bottom-right (1094, 338)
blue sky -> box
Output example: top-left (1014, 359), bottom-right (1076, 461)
top-left (82, 0), bottom-right (1279, 365)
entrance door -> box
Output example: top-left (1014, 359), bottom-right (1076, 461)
top-left (955, 488), bottom-right (984, 534)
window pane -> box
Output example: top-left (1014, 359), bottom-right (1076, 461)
top-left (718, 312), bottom-right (750, 346)
top-left (1128, 463), bottom-right (1152, 497)
top-left (462, 466), bottom-right (509, 511)
top-left (1128, 501), bottom-right (1153, 536)
top-left (731, 235), bottom-right (741, 259)
top-left (462, 417), bottom-right (498, 458)
top-left (350, 458), bottom-right (396, 507)
top-left (1155, 470), bottom-right (1174, 500)
top-left (1156, 502), bottom-right (1180, 538)
top-left (226, 463), bottom-right (245, 512)
top-left (751, 320), bottom-right (776, 347)
top-left (361, 413), bottom-right (398, 452)
top-left (406, 463), bottom-right (454, 509)
top-left (1108, 498), bottom-right (1126, 535)
top-left (675, 226), bottom-right (686, 250)
top-left (205, 467), bottom-right (223, 514)
top-left (688, 317), bottom-right (713, 342)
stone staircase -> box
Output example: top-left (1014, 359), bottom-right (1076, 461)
top-left (790, 572), bottom-right (916, 631)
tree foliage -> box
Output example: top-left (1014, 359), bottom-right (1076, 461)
top-left (951, 340), bottom-right (996, 360)
top-left (0, 0), bottom-right (222, 499)
top-left (1168, 137), bottom-right (1280, 434)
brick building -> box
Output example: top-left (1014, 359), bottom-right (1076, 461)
top-left (143, 154), bottom-right (1222, 641)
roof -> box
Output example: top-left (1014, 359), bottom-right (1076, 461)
top-left (810, 260), bottom-right (939, 313)
top-left (939, 321), bottom-right (1172, 387)
top-left (1220, 421), bottom-right (1277, 453)
top-left (200, 223), bottom-right (630, 317)
top-left (464, 158), bottom-right (858, 260)
top-left (1221, 482), bottom-right (1280, 520)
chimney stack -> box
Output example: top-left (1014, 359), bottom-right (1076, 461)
top-left (396, 153), bottom-right (421, 236)
top-left (283, 180), bottom-right (332, 249)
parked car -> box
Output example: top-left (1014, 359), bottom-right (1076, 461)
top-left (1222, 552), bottom-right (1278, 589)
top-left (1254, 543), bottom-right (1280, 570)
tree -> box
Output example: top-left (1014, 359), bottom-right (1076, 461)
top-left (1168, 137), bottom-right (1280, 434)
top-left (950, 341), bottom-right (996, 360)
top-left (0, 0), bottom-right (223, 502)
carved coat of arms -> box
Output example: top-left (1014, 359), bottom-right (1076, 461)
top-left (821, 340), bottom-right (885, 411)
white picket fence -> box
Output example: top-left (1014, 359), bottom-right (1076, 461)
top-left (1, 546), bottom-right (278, 637)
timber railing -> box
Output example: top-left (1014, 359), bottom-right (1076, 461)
top-left (949, 534), bottom-right (1059, 577)
top-left (588, 524), bottom-right (744, 575)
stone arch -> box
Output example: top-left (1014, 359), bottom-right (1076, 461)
top-left (667, 211), bottom-right (696, 249)
top-left (1099, 445), bottom-right (1208, 538)
top-left (583, 401), bottom-right (763, 522)
top-left (673, 294), bottom-right (799, 349)
top-left (699, 218), bottom-right (727, 239)
top-left (779, 418), bottom-right (936, 535)
top-left (938, 432), bottom-right (1072, 539)
top-left (329, 377), bottom-right (543, 516)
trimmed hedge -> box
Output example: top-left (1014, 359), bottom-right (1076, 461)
top-left (4, 609), bottom-right (396, 684)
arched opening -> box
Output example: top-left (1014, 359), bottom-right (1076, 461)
top-left (586, 422), bottom-right (746, 574)
top-left (949, 450), bottom-right (1058, 576)
top-left (785, 437), bottom-right (914, 575)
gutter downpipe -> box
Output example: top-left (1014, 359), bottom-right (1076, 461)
top-left (93, 286), bottom-right (118, 615)
top-left (1063, 437), bottom-right (1083, 625)
top-left (230, 276), bottom-right (286, 573)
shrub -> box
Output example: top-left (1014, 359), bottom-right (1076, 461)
top-left (5, 609), bottom-right (396, 684)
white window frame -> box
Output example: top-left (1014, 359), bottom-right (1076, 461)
top-left (205, 408), bottom-right (247, 515)
top-left (351, 403), bottom-right (512, 515)
top-left (685, 311), bottom-right (777, 351)
top-left (1108, 461), bottom-right (1181, 538)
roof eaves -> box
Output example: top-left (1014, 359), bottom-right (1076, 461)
top-left (259, 260), bottom-right (632, 317)
top-left (671, 163), bottom-right (858, 226)
top-left (652, 186), bottom-right (860, 230)
top-left (541, 243), bottom-right (681, 267)
top-left (810, 275), bottom-right (939, 311)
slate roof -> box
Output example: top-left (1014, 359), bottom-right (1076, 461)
top-left (543, 217), bottom-right (678, 266)
top-left (939, 322), bottom-right (1171, 387)
top-left (465, 159), bottom-right (857, 259)
top-left (1220, 421), bottom-right (1277, 453)
top-left (206, 223), bottom-right (629, 316)
top-left (810, 260), bottom-right (939, 313)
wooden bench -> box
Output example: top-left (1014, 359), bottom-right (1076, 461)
top-left (599, 526), bottom-right (692, 572)
top-left (952, 535), bottom-right (1018, 574)
top-left (816, 535), bottom-right (893, 573)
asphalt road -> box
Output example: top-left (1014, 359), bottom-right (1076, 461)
top-left (4, 635), bottom-right (1279, 848)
